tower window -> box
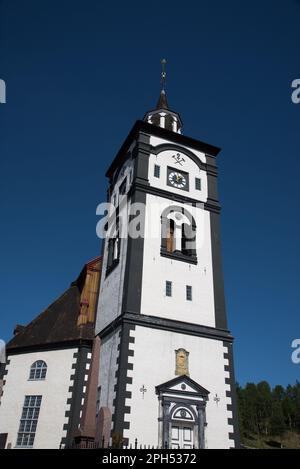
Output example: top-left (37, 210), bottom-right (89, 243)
top-left (166, 281), bottom-right (172, 297)
top-left (107, 236), bottom-right (120, 271)
top-left (106, 216), bottom-right (121, 275)
top-left (161, 207), bottom-right (197, 265)
top-left (29, 361), bottom-right (47, 380)
top-left (119, 178), bottom-right (127, 195)
top-left (195, 178), bottom-right (201, 191)
top-left (129, 169), bottom-right (133, 183)
top-left (186, 285), bottom-right (192, 301)
top-left (154, 165), bottom-right (160, 178)
top-left (181, 223), bottom-right (194, 256)
top-left (166, 219), bottom-right (175, 253)
top-left (16, 395), bottom-right (42, 447)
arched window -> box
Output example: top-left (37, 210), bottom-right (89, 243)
top-left (161, 206), bottom-right (197, 264)
top-left (29, 361), bottom-right (47, 380)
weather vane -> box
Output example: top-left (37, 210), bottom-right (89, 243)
top-left (160, 58), bottom-right (167, 91)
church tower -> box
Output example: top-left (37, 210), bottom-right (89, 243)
top-left (95, 63), bottom-right (239, 449)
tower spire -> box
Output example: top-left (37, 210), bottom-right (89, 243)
top-left (160, 58), bottom-right (167, 91)
top-left (156, 59), bottom-right (169, 110)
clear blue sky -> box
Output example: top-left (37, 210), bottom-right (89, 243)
top-left (0, 0), bottom-right (299, 387)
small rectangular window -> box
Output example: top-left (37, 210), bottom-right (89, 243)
top-left (195, 178), bottom-right (201, 190)
top-left (107, 236), bottom-right (120, 271)
top-left (16, 395), bottom-right (42, 447)
top-left (154, 165), bottom-right (160, 178)
top-left (166, 281), bottom-right (172, 297)
top-left (186, 285), bottom-right (192, 301)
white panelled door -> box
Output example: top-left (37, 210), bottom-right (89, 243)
top-left (171, 423), bottom-right (194, 449)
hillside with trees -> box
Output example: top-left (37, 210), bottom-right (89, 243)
top-left (237, 381), bottom-right (300, 448)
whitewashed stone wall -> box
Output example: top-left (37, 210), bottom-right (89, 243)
top-left (0, 348), bottom-right (78, 449)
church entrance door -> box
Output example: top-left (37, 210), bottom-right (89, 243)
top-left (171, 422), bottom-right (194, 449)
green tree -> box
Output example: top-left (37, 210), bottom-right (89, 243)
top-left (243, 383), bottom-right (260, 435)
top-left (270, 400), bottom-right (286, 436)
top-left (236, 383), bottom-right (246, 437)
top-left (270, 385), bottom-right (287, 436)
top-left (236, 380), bottom-right (300, 443)
top-left (256, 381), bottom-right (272, 435)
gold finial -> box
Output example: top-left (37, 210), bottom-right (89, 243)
top-left (160, 58), bottom-right (167, 91)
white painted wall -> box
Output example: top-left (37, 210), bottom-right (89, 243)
top-left (95, 158), bottom-right (133, 334)
top-left (141, 194), bottom-right (216, 327)
top-left (124, 326), bottom-right (234, 449)
top-left (96, 235), bottom-right (128, 333)
top-left (150, 136), bottom-right (206, 164)
top-left (148, 137), bottom-right (207, 203)
top-left (140, 135), bottom-right (216, 327)
top-left (98, 329), bottom-right (121, 424)
top-left (0, 348), bottom-right (77, 449)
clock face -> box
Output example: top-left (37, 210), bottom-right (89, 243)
top-left (168, 171), bottom-right (187, 189)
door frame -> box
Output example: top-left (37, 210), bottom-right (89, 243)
top-left (156, 375), bottom-right (209, 449)
top-left (160, 399), bottom-right (206, 449)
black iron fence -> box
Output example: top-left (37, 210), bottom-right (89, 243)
top-left (65, 437), bottom-right (193, 450)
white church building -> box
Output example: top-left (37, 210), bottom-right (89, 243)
top-left (95, 84), bottom-right (240, 449)
top-left (0, 75), bottom-right (239, 449)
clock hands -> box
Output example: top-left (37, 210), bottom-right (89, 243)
top-left (168, 170), bottom-right (187, 189)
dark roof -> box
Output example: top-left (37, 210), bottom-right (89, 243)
top-left (7, 257), bottom-right (101, 353)
top-left (7, 285), bottom-right (94, 353)
top-left (156, 89), bottom-right (169, 110)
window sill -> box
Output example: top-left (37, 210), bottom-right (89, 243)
top-left (160, 249), bottom-right (197, 265)
top-left (15, 445), bottom-right (34, 449)
top-left (28, 379), bottom-right (46, 381)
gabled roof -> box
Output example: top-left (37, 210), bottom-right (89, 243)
top-left (7, 257), bottom-right (101, 353)
top-left (155, 374), bottom-right (210, 397)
